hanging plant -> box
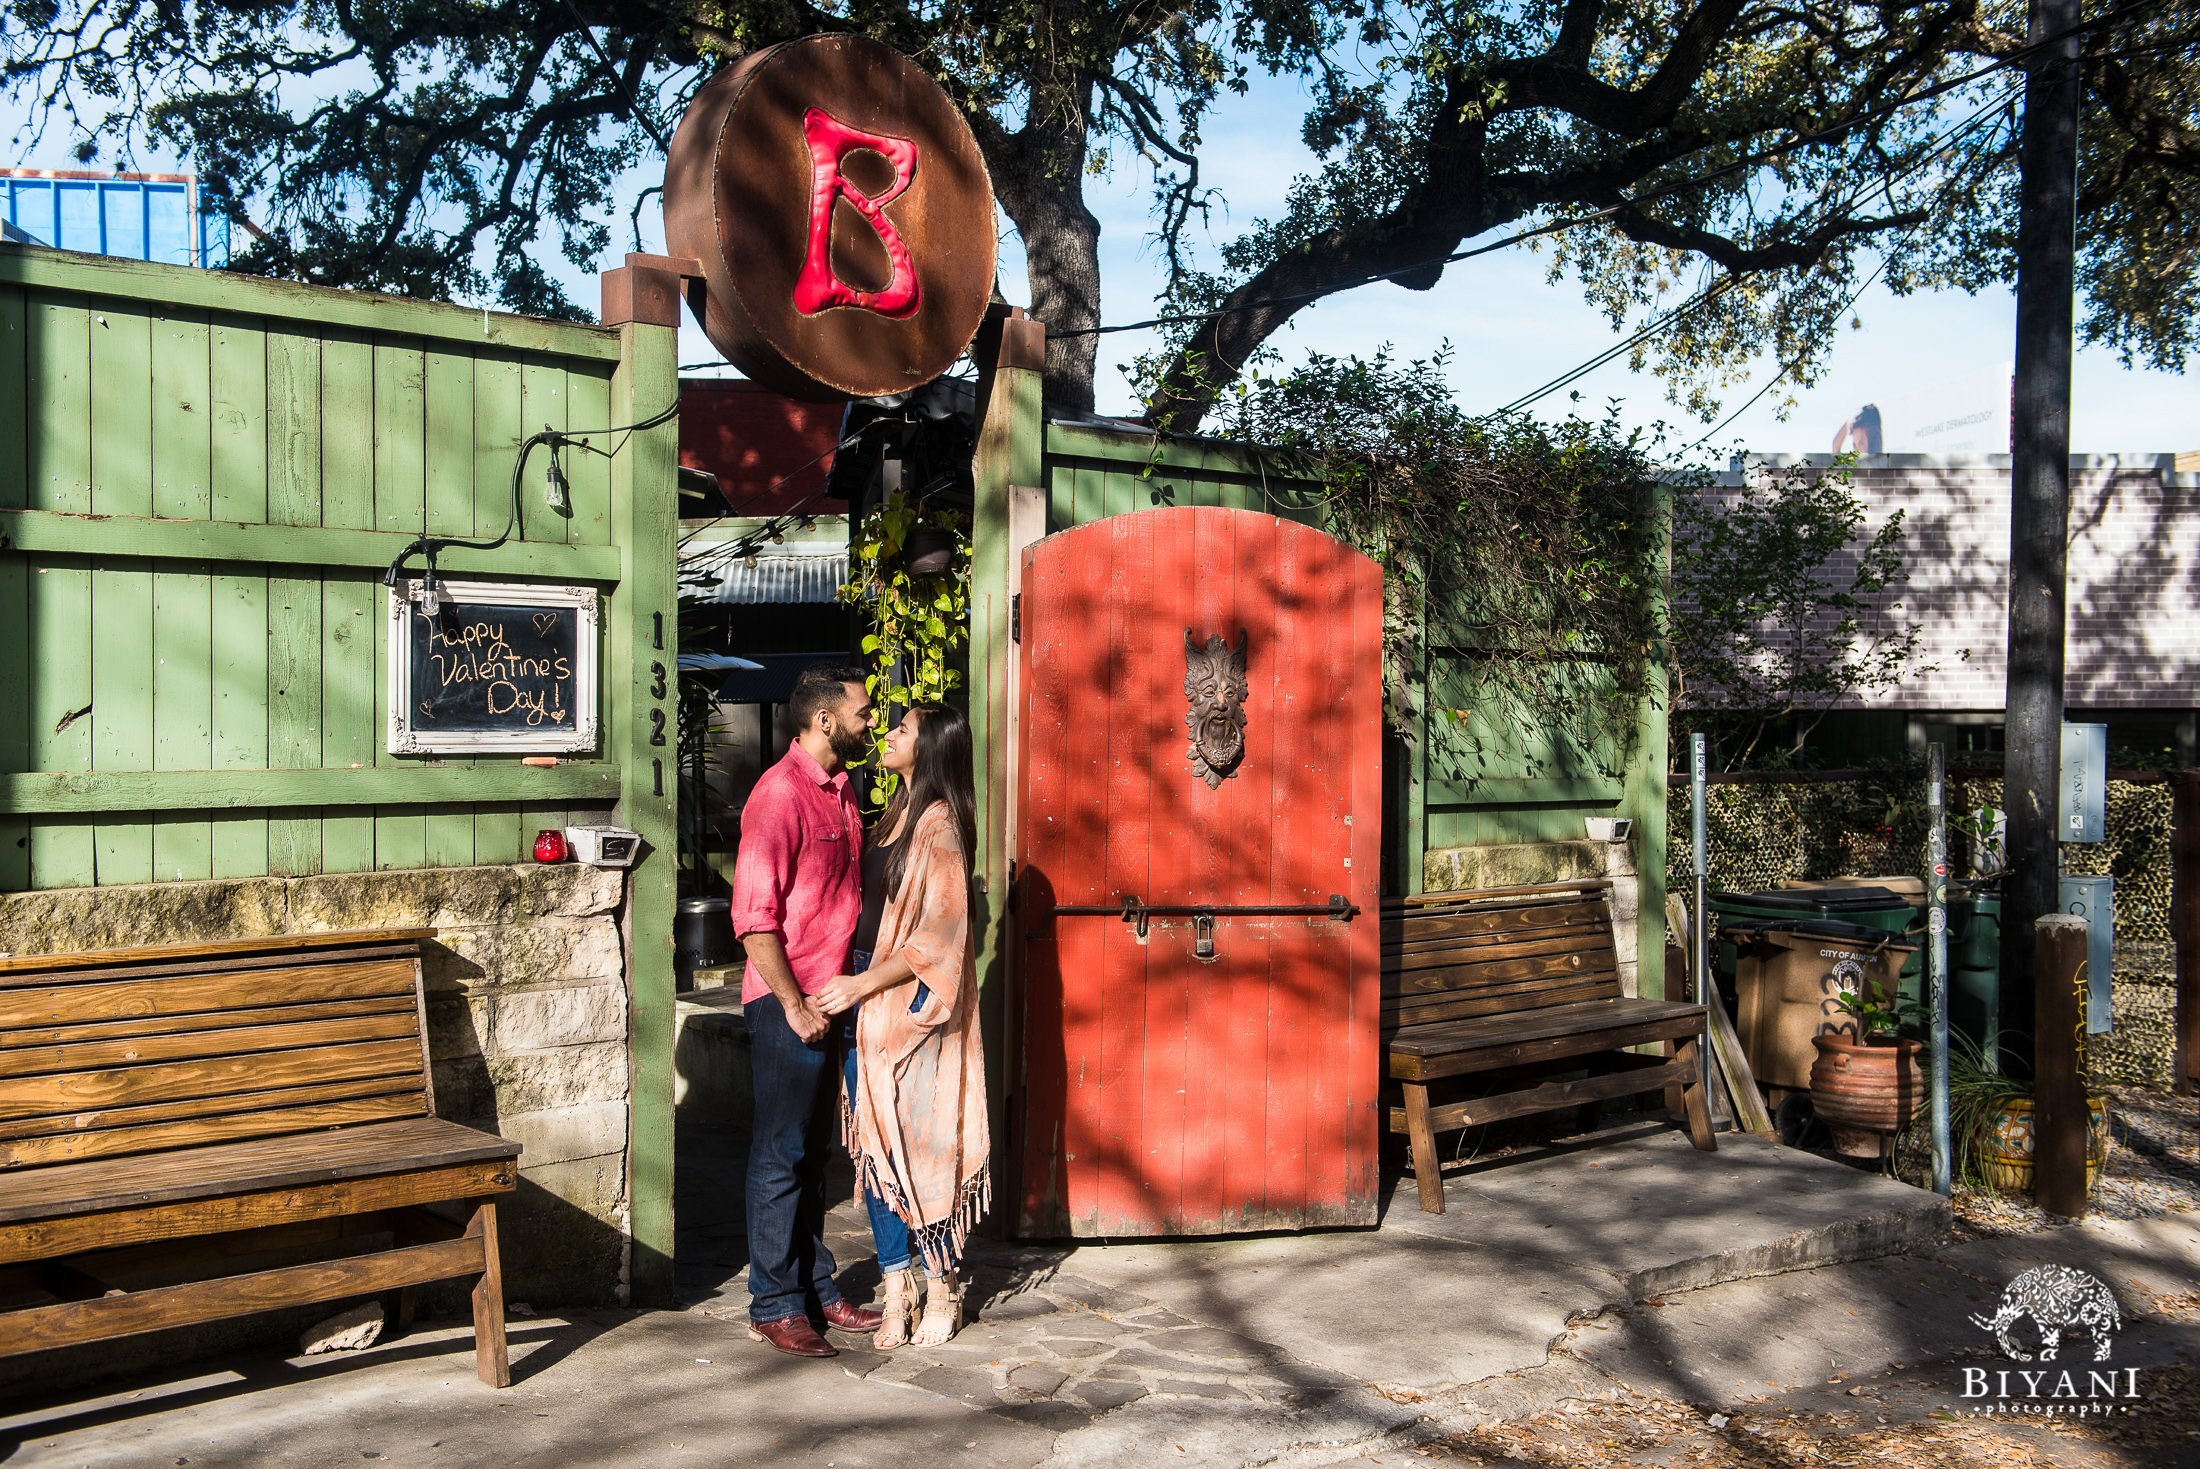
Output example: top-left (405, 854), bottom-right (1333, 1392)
top-left (838, 489), bottom-right (971, 807)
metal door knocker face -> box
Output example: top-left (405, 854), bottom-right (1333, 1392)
top-left (1185, 629), bottom-right (1249, 789)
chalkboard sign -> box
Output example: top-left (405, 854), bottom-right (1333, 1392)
top-left (387, 580), bottom-right (600, 754)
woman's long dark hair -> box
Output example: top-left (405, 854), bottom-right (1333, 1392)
top-left (873, 703), bottom-right (976, 896)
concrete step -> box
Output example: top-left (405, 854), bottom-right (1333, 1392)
top-left (1384, 1120), bottom-right (1953, 1300)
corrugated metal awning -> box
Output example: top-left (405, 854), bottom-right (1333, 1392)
top-left (705, 547), bottom-right (849, 605)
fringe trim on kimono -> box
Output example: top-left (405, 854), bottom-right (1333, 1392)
top-left (846, 1129), bottom-right (991, 1277)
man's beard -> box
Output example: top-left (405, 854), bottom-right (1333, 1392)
top-left (827, 717), bottom-right (870, 766)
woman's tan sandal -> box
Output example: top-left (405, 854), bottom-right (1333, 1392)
top-left (873, 1266), bottom-right (917, 1351)
top-left (913, 1269), bottom-right (962, 1346)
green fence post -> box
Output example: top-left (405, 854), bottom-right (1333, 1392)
top-left (970, 309), bottom-right (1046, 1198)
top-left (603, 254), bottom-right (687, 1307)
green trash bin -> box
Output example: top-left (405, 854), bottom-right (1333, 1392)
top-left (1709, 887), bottom-right (1923, 1011)
top-left (1948, 892), bottom-right (2000, 1055)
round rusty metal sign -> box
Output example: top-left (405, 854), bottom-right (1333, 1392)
top-left (664, 35), bottom-right (998, 402)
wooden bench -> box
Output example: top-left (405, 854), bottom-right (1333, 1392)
top-left (0, 929), bottom-right (521, 1385)
top-left (1384, 879), bottom-right (1715, 1213)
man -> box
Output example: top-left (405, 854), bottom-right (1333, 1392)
top-left (730, 663), bottom-right (884, 1358)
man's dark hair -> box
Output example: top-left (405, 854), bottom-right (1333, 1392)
top-left (788, 663), bottom-right (867, 731)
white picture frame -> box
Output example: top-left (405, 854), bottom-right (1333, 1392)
top-left (386, 579), bottom-right (601, 754)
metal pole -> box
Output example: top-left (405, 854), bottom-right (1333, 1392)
top-left (1928, 743), bottom-right (1951, 1196)
top-left (2000, 0), bottom-right (2083, 1078)
top-left (1691, 732), bottom-right (1725, 1126)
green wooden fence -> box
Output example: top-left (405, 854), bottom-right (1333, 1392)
top-left (0, 242), bottom-right (683, 1303)
top-left (0, 248), bottom-right (676, 889)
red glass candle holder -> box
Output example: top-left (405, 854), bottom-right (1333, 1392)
top-left (533, 829), bottom-right (569, 863)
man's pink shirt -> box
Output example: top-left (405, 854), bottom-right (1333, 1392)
top-left (730, 741), bottom-right (865, 1004)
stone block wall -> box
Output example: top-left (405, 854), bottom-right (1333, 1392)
top-left (0, 863), bottom-right (633, 1306)
top-left (1423, 839), bottom-right (1644, 997)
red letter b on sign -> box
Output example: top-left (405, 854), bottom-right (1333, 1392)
top-left (793, 108), bottom-right (922, 318)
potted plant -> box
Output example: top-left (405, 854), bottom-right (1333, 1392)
top-left (1808, 980), bottom-right (1925, 1159)
top-left (1946, 1029), bottom-right (2110, 1196)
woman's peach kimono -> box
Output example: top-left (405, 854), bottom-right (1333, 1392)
top-left (844, 802), bottom-right (989, 1273)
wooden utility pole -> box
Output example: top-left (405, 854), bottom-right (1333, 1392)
top-left (2033, 915), bottom-right (2090, 1216)
top-left (2000, 0), bottom-right (2083, 1075)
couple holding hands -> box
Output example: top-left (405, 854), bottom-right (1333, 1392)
top-left (729, 664), bottom-right (988, 1358)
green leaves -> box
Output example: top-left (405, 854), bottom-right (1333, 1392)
top-left (838, 490), bottom-right (972, 808)
top-left (1211, 348), bottom-right (1663, 758)
top-left (1669, 460), bottom-right (1930, 768)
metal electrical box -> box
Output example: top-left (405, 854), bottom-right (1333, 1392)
top-left (2060, 723), bottom-right (2107, 842)
top-left (2058, 873), bottom-right (2114, 1034)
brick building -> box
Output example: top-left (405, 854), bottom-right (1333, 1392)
top-left (1714, 453), bottom-right (2200, 765)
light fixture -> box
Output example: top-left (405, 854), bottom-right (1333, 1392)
top-left (546, 444), bottom-right (570, 514)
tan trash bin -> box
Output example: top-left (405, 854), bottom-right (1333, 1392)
top-left (1729, 920), bottom-right (1919, 1091)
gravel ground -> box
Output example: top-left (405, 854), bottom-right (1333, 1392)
top-left (1875, 1086), bottom-right (2200, 1242)
top-left (1402, 1364), bottom-right (2200, 1468)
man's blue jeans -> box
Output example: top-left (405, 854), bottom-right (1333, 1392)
top-left (743, 992), bottom-right (848, 1324)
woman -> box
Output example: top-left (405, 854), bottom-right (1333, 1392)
top-left (814, 704), bottom-right (988, 1349)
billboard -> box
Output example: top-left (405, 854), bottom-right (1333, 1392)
top-left (1, 170), bottom-right (231, 268)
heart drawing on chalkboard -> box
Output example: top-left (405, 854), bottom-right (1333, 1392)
top-left (418, 701), bottom-right (435, 720)
top-left (534, 612), bottom-right (559, 635)
top-left (551, 710), bottom-right (567, 723)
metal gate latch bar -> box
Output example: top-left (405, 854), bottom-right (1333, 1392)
top-left (1047, 893), bottom-right (1358, 940)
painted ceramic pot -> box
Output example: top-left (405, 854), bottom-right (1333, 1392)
top-left (1981, 1095), bottom-right (2110, 1194)
top-left (1809, 1033), bottom-right (1926, 1158)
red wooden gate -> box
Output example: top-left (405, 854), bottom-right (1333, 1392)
top-left (1012, 507), bottom-right (1384, 1236)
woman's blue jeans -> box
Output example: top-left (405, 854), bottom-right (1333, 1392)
top-left (839, 1009), bottom-right (914, 1273)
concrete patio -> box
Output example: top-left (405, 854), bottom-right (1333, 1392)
top-left (0, 1112), bottom-right (1993, 1467)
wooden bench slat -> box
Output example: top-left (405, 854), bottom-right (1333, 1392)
top-left (0, 959), bottom-right (419, 1028)
top-left (1388, 996), bottom-right (1706, 1056)
top-left (1383, 948), bottom-right (1618, 994)
top-left (0, 1116), bottom-right (520, 1222)
top-left (1383, 879), bottom-right (1611, 908)
top-left (1380, 899), bottom-right (1611, 945)
top-left (0, 1233), bottom-right (484, 1357)
top-left (0, 1012), bottom-right (422, 1079)
top-left (1383, 961), bottom-right (1619, 1008)
top-left (0, 945), bottom-right (435, 992)
top-left (1383, 926), bottom-right (1608, 967)
top-left (1391, 1010), bottom-right (1711, 1083)
top-left (0, 1159), bottom-right (514, 1266)
top-left (0, 996), bottom-right (419, 1051)
top-left (0, 1073), bottom-right (429, 1142)
top-left (0, 929), bottom-right (439, 977)
top-left (0, 1038), bottom-right (427, 1122)
top-left (1388, 1052), bottom-right (1696, 1134)
top-left (0, 1092), bottom-right (432, 1170)
top-left (1383, 977), bottom-right (1622, 1027)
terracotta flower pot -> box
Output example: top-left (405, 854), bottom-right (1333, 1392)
top-left (1809, 1032), bottom-right (1925, 1158)
top-left (1980, 1095), bottom-right (2110, 1195)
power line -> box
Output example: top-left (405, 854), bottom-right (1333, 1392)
top-left (1475, 78), bottom-right (2021, 425)
top-left (1053, 1), bottom-right (2161, 342)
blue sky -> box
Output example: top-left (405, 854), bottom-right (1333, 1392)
top-left (9, 66), bottom-right (2190, 455)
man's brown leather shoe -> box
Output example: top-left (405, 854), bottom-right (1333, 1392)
top-left (748, 1315), bottom-right (836, 1358)
top-left (820, 1297), bottom-right (884, 1333)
